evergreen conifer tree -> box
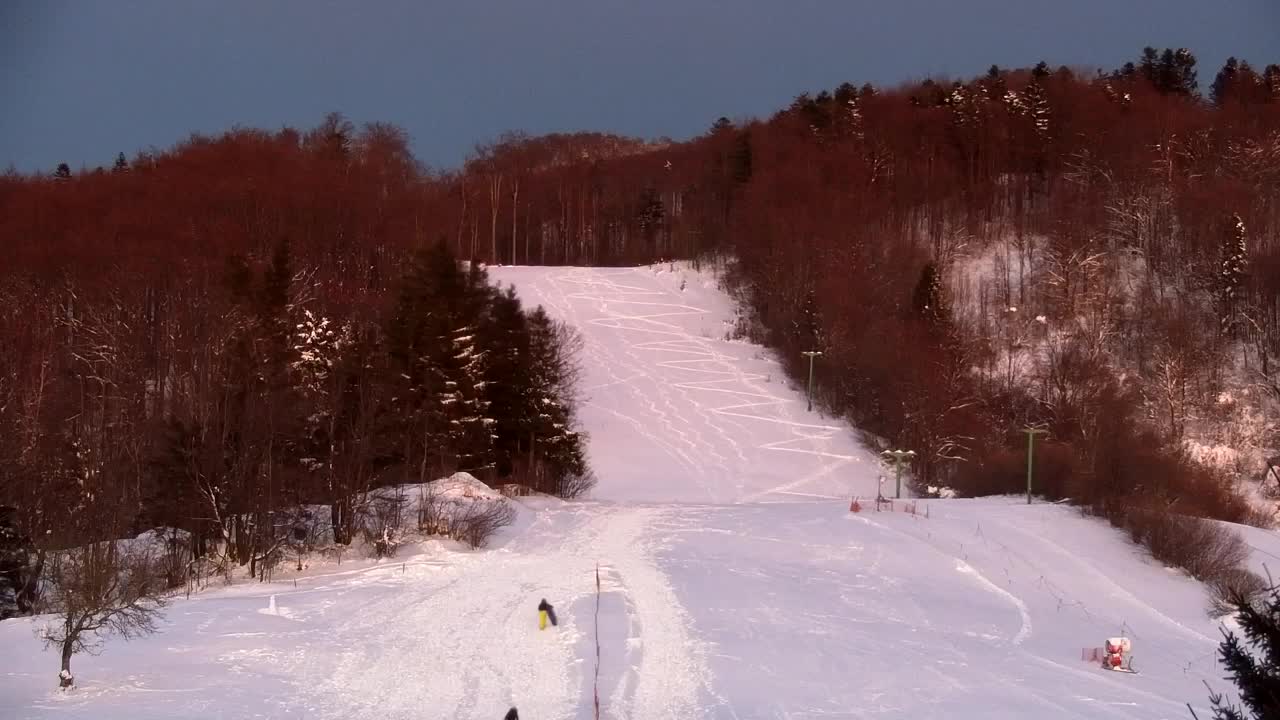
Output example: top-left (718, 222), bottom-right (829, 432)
top-left (912, 262), bottom-right (948, 327)
top-left (1205, 582), bottom-right (1280, 719)
top-left (1214, 57), bottom-right (1241, 107)
top-left (1220, 214), bottom-right (1249, 336)
top-left (479, 287), bottom-right (533, 478)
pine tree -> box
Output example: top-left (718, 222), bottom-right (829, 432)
top-left (637, 187), bottom-right (665, 242)
top-left (1206, 583), bottom-right (1280, 719)
top-left (445, 312), bottom-right (494, 475)
top-left (1213, 57), bottom-right (1241, 107)
top-left (912, 262), bottom-right (947, 326)
top-left (982, 65), bottom-right (1007, 101)
top-left (833, 82), bottom-right (858, 106)
top-left (1265, 65), bottom-right (1280, 101)
top-left (479, 287), bottom-right (533, 478)
top-left (524, 308), bottom-right (590, 496)
top-left (386, 245), bottom-right (496, 479)
top-left (1220, 214), bottom-right (1249, 336)
top-left (793, 288), bottom-right (825, 352)
top-left (53, 163), bottom-right (71, 181)
top-left (1139, 47), bottom-right (1160, 86)
top-left (112, 152), bottom-right (128, 173)
top-left (1148, 47), bottom-right (1198, 96)
top-left (1031, 83), bottom-right (1051, 138)
top-left (1175, 48), bottom-right (1200, 95)
top-left (387, 243), bottom-right (466, 478)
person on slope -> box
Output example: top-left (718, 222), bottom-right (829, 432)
top-left (538, 598), bottom-right (558, 629)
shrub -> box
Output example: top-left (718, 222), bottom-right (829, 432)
top-left (1119, 506), bottom-right (1250, 583)
top-left (451, 500), bottom-right (516, 549)
top-left (416, 486), bottom-right (516, 549)
top-left (949, 441), bottom-right (1076, 499)
top-left (1208, 566), bottom-right (1268, 618)
top-left (556, 470), bottom-right (597, 500)
top-left (358, 487), bottom-right (409, 557)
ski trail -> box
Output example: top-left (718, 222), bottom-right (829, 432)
top-left (517, 265), bottom-right (875, 503)
top-left (564, 270), bottom-right (724, 501)
top-left (992, 515), bottom-right (1220, 646)
top-left (547, 269), bottom-right (709, 486)
top-left (290, 504), bottom-right (709, 720)
top-left (853, 514), bottom-right (1034, 646)
top-left (605, 509), bottom-right (710, 720)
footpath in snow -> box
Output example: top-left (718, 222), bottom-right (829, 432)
top-left (0, 501), bottom-right (711, 720)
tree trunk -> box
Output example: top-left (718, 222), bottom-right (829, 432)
top-left (18, 549), bottom-right (45, 613)
top-left (59, 638), bottom-right (74, 688)
top-left (330, 500), bottom-right (348, 546)
top-left (511, 178), bottom-right (519, 264)
top-left (489, 174), bottom-right (503, 263)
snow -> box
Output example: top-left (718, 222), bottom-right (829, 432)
top-left (429, 471), bottom-right (505, 501)
top-left (4, 263), bottom-right (1279, 719)
top-left (487, 264), bottom-right (885, 504)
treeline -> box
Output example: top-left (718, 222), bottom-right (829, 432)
top-left (5, 46), bottom-right (1280, 540)
top-left (0, 209), bottom-right (590, 573)
top-left (711, 48), bottom-right (1280, 525)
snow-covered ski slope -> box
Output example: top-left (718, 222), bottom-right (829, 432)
top-left (487, 264), bottom-right (884, 504)
top-left (5, 262), bottom-right (1280, 719)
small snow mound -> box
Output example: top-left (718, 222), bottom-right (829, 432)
top-left (428, 472), bottom-right (503, 500)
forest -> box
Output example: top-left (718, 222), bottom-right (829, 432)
top-left (3, 47), bottom-right (1280, 593)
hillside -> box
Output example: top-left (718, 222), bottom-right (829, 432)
top-left (6, 49), bottom-right (1280, 522)
top-left (3, 263), bottom-right (1276, 719)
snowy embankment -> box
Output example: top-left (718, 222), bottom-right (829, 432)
top-left (4, 263), bottom-right (1279, 719)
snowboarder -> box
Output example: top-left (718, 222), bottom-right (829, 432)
top-left (504, 708), bottom-right (518, 720)
top-left (538, 598), bottom-right (558, 629)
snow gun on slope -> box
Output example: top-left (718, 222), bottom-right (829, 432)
top-left (1082, 636), bottom-right (1137, 674)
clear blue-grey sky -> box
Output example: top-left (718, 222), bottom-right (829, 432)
top-left (2, 1), bottom-right (1277, 173)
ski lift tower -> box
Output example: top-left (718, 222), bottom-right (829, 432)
top-left (881, 449), bottom-right (916, 500)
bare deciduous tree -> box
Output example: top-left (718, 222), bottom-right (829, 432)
top-left (38, 541), bottom-right (167, 688)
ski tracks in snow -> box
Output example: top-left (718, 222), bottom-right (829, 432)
top-left (292, 504), bottom-right (710, 720)
top-left (526, 266), bottom-right (871, 503)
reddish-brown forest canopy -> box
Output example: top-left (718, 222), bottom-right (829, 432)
top-left (4, 50), bottom-right (1280, 549)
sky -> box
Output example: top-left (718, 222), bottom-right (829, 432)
top-left (2, 0), bottom-right (1277, 173)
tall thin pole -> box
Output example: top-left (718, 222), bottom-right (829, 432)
top-left (807, 356), bottom-right (815, 411)
top-left (594, 563), bottom-right (601, 719)
top-left (1023, 427), bottom-right (1047, 505)
top-left (802, 351), bottom-right (822, 412)
top-left (1026, 431), bottom-right (1035, 505)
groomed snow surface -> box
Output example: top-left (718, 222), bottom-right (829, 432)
top-left (4, 263), bottom-right (1277, 719)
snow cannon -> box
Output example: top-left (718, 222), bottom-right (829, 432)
top-left (1103, 637), bottom-right (1132, 671)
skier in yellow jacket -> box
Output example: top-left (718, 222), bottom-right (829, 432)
top-left (538, 598), bottom-right (558, 629)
